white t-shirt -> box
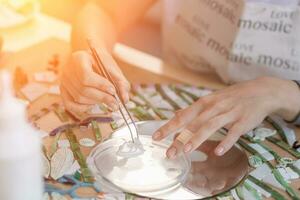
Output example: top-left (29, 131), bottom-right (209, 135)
top-left (161, 0), bottom-right (300, 83)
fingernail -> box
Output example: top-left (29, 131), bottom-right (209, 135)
top-left (153, 132), bottom-right (161, 140)
top-left (215, 146), bottom-right (224, 156)
top-left (167, 147), bottom-right (177, 159)
top-left (184, 143), bottom-right (193, 153)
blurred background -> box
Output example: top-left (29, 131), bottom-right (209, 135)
top-left (0, 0), bottom-right (162, 57)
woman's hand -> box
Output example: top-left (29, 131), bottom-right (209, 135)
top-left (63, 0), bottom-right (155, 116)
top-left (60, 48), bottom-right (130, 115)
top-left (153, 77), bottom-right (300, 158)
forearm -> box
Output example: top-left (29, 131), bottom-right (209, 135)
top-left (71, 2), bottom-right (117, 52)
top-left (72, 0), bottom-right (156, 52)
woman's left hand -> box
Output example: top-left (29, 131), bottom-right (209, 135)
top-left (152, 77), bottom-right (300, 158)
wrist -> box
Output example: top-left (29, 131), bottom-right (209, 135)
top-left (275, 79), bottom-right (300, 121)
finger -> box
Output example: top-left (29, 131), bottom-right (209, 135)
top-left (154, 95), bottom-right (220, 141)
top-left (80, 70), bottom-right (116, 95)
top-left (182, 111), bottom-right (238, 155)
top-left (214, 118), bottom-right (254, 156)
top-left (72, 51), bottom-right (116, 95)
top-left (94, 48), bottom-right (130, 101)
top-left (61, 76), bottom-right (97, 105)
top-left (96, 48), bottom-right (125, 79)
top-left (173, 132), bottom-right (181, 141)
top-left (63, 73), bottom-right (118, 109)
top-left (153, 103), bottom-right (203, 141)
top-left (115, 79), bottom-right (131, 103)
top-left (167, 128), bottom-right (198, 159)
top-left (224, 122), bottom-right (234, 130)
top-left (169, 102), bottom-right (234, 157)
top-left (184, 99), bottom-right (233, 133)
top-left (60, 85), bottom-right (90, 114)
top-left (167, 129), bottom-right (193, 159)
top-left (166, 139), bottom-right (185, 159)
top-left (175, 129), bottom-right (194, 145)
top-left (80, 87), bottom-right (118, 110)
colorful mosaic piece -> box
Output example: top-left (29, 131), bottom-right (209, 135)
top-left (91, 120), bottom-right (102, 141)
top-left (65, 129), bottom-right (94, 183)
top-left (25, 82), bottom-right (300, 199)
top-left (50, 148), bottom-right (74, 180)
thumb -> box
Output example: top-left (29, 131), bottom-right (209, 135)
top-left (95, 48), bottom-right (130, 102)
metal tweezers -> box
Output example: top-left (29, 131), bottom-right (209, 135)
top-left (87, 40), bottom-right (139, 143)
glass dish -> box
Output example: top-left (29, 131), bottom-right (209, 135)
top-left (91, 135), bottom-right (191, 193)
top-left (88, 121), bottom-right (248, 199)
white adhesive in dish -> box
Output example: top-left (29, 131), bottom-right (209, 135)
top-left (117, 139), bottom-right (145, 158)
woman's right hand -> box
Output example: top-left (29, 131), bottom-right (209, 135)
top-left (60, 48), bottom-right (130, 115)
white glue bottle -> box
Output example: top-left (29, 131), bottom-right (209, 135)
top-left (0, 71), bottom-right (43, 200)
